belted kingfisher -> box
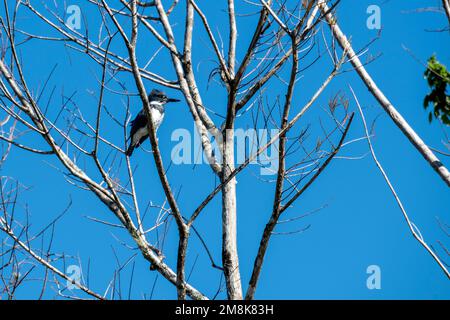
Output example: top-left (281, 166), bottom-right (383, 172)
top-left (126, 89), bottom-right (180, 156)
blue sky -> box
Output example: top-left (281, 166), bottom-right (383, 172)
top-left (1, 0), bottom-right (449, 299)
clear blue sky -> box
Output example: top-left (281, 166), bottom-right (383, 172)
top-left (1, 0), bottom-right (449, 299)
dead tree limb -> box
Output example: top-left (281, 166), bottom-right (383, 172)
top-left (319, 1), bottom-right (450, 187)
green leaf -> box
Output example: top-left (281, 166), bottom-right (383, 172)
top-left (423, 55), bottom-right (450, 126)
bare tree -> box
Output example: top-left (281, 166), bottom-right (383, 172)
top-left (0, 0), bottom-right (447, 300)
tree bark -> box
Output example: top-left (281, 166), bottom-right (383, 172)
top-left (221, 128), bottom-right (243, 300)
top-left (442, 0), bottom-right (450, 24)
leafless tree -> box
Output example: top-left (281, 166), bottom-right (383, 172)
top-left (0, 0), bottom-right (448, 300)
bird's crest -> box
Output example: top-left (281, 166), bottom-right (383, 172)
top-left (148, 89), bottom-right (167, 102)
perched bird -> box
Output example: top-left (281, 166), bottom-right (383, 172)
top-left (126, 89), bottom-right (180, 156)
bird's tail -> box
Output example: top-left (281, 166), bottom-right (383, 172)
top-left (125, 144), bottom-right (135, 157)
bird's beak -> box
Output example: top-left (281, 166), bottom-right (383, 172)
top-left (167, 98), bottom-right (180, 103)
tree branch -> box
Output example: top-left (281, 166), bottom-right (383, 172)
top-left (319, 0), bottom-right (450, 187)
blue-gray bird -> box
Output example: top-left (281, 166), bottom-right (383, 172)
top-left (126, 89), bottom-right (180, 156)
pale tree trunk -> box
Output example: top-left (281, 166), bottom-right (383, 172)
top-left (219, 0), bottom-right (243, 300)
top-left (221, 139), bottom-right (242, 300)
top-left (221, 92), bottom-right (242, 300)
